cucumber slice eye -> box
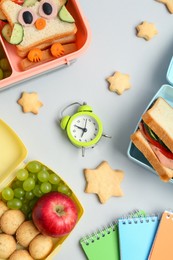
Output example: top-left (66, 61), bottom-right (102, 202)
top-left (58, 5), bottom-right (75, 23)
top-left (23, 0), bottom-right (37, 7)
top-left (2, 24), bottom-right (12, 43)
top-left (10, 23), bottom-right (24, 45)
top-left (2, 23), bottom-right (24, 45)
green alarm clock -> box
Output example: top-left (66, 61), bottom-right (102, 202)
top-left (60, 102), bottom-right (110, 156)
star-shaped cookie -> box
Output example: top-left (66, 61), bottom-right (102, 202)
top-left (107, 71), bottom-right (131, 95)
top-left (136, 21), bottom-right (158, 41)
top-left (84, 161), bottom-right (124, 204)
top-left (17, 92), bottom-right (43, 114)
top-left (156, 0), bottom-right (173, 13)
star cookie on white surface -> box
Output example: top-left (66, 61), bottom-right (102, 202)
top-left (84, 161), bottom-right (124, 204)
top-left (17, 92), bottom-right (43, 114)
top-left (136, 21), bottom-right (158, 41)
top-left (107, 71), bottom-right (131, 95)
top-left (156, 0), bottom-right (173, 13)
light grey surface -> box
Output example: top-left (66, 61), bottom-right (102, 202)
top-left (1, 0), bottom-right (173, 259)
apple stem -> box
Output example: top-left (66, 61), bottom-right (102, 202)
top-left (55, 205), bottom-right (65, 216)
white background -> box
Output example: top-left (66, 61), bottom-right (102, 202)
top-left (1, 0), bottom-right (173, 259)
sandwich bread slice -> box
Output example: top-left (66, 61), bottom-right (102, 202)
top-left (131, 97), bottom-right (173, 182)
top-left (0, 0), bottom-right (77, 53)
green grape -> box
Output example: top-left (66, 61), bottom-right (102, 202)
top-left (3, 70), bottom-right (11, 79)
top-left (29, 172), bottom-right (37, 182)
top-left (57, 182), bottom-right (71, 196)
top-left (42, 165), bottom-right (48, 171)
top-left (16, 169), bottom-right (29, 181)
top-left (7, 198), bottom-right (22, 209)
top-left (2, 187), bottom-right (14, 201)
top-left (51, 184), bottom-right (58, 191)
top-left (29, 197), bottom-right (38, 209)
top-left (33, 185), bottom-right (43, 198)
top-left (14, 188), bottom-right (25, 198)
top-left (37, 170), bottom-right (49, 182)
top-left (20, 204), bottom-right (30, 215)
top-left (11, 180), bottom-right (23, 189)
top-left (27, 211), bottom-right (32, 220)
top-left (25, 191), bottom-right (35, 200)
top-left (49, 173), bottom-right (60, 185)
top-left (18, 196), bottom-right (25, 202)
top-left (26, 161), bottom-right (42, 173)
top-left (0, 68), bottom-right (3, 80)
top-left (66, 190), bottom-right (72, 196)
top-left (0, 58), bottom-right (11, 71)
top-left (40, 182), bottom-right (52, 193)
top-left (23, 178), bottom-right (35, 191)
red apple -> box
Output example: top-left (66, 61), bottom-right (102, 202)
top-left (32, 192), bottom-right (78, 237)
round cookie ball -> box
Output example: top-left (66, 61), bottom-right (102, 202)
top-left (0, 233), bottom-right (16, 259)
top-left (0, 200), bottom-right (8, 218)
top-left (29, 234), bottom-right (53, 259)
top-left (16, 220), bottom-right (40, 247)
top-left (9, 249), bottom-right (34, 260)
top-left (0, 209), bottom-right (25, 235)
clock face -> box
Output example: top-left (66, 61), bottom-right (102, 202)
top-left (70, 115), bottom-right (100, 143)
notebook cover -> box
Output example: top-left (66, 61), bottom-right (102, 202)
top-left (118, 215), bottom-right (159, 260)
top-left (80, 210), bottom-right (146, 260)
top-left (149, 211), bottom-right (173, 260)
top-left (80, 223), bottom-right (119, 260)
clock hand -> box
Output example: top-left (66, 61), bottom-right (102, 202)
top-left (81, 119), bottom-right (87, 137)
top-left (84, 118), bottom-right (87, 128)
top-left (74, 125), bottom-right (85, 131)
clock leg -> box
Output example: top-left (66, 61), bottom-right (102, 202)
top-left (82, 147), bottom-right (85, 157)
top-left (102, 133), bottom-right (112, 138)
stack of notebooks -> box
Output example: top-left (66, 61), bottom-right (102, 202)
top-left (80, 210), bottom-right (173, 260)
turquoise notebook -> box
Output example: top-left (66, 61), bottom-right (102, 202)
top-left (80, 210), bottom-right (146, 260)
top-left (118, 215), bottom-right (159, 260)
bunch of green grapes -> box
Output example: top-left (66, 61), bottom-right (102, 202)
top-left (1, 161), bottom-right (72, 219)
top-left (0, 44), bottom-right (12, 80)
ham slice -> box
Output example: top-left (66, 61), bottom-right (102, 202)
top-left (150, 144), bottom-right (173, 169)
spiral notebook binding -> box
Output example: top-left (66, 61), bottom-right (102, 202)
top-left (119, 210), bottom-right (142, 224)
top-left (81, 221), bottom-right (116, 245)
top-left (120, 212), bottom-right (159, 225)
top-left (80, 210), bottom-right (147, 246)
top-left (164, 209), bottom-right (173, 219)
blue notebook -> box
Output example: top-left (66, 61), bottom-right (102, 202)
top-left (118, 215), bottom-right (159, 260)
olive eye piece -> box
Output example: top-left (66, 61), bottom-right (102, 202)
top-left (23, 11), bottom-right (33, 24)
top-left (42, 3), bottom-right (53, 15)
top-left (18, 8), bottom-right (37, 26)
top-left (39, 0), bottom-right (58, 19)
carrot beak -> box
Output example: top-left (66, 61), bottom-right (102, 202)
top-left (35, 18), bottom-right (46, 30)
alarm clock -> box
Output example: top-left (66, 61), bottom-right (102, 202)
top-left (60, 102), bottom-right (110, 156)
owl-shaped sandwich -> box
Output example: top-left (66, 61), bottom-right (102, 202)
top-left (0, 0), bottom-right (77, 59)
